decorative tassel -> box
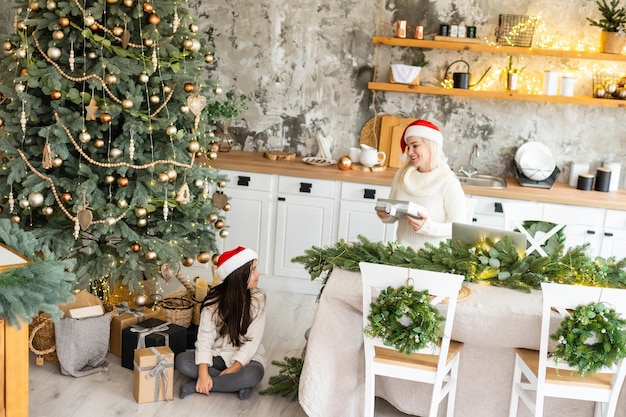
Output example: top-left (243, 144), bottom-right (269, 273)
top-left (42, 143), bottom-right (53, 169)
top-left (176, 181), bottom-right (191, 204)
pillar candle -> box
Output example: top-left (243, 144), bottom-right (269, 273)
top-left (604, 161), bottom-right (621, 191)
top-left (195, 278), bottom-right (208, 301)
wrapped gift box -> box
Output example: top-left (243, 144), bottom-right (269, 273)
top-left (121, 318), bottom-right (186, 370)
top-left (110, 306), bottom-right (161, 357)
top-left (133, 346), bottom-right (174, 403)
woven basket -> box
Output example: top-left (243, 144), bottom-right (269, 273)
top-left (161, 293), bottom-right (194, 328)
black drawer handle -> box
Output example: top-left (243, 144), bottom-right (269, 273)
top-left (278, 197), bottom-right (286, 202)
top-left (237, 176), bottom-right (251, 186)
top-left (586, 230), bottom-right (596, 235)
top-left (494, 202), bottom-right (503, 213)
top-left (363, 189), bottom-right (376, 199)
top-left (605, 232), bottom-right (614, 237)
top-left (299, 182), bottom-right (312, 193)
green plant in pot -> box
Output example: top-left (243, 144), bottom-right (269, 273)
top-left (587, 0), bottom-right (626, 53)
top-left (505, 56), bottom-right (526, 92)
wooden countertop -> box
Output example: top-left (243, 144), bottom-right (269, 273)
top-left (202, 151), bottom-right (626, 211)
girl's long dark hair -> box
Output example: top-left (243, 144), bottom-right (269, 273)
top-left (201, 260), bottom-right (255, 347)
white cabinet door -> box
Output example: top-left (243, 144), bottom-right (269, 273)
top-left (600, 210), bottom-right (626, 259)
top-left (542, 203), bottom-right (605, 256)
top-left (338, 182), bottom-right (396, 243)
top-left (274, 176), bottom-right (337, 282)
top-left (470, 196), bottom-right (521, 229)
top-left (217, 170), bottom-right (276, 275)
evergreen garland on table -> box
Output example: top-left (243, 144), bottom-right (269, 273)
top-left (291, 235), bottom-right (626, 297)
top-left (363, 286), bottom-right (443, 354)
top-left (0, 219), bottom-right (75, 328)
top-left (259, 356), bottom-right (304, 401)
top-left (550, 302), bottom-right (626, 376)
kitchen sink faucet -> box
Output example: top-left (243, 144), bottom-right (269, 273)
top-left (459, 144), bottom-right (479, 178)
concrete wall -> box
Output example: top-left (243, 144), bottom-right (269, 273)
top-left (3, 0), bottom-right (625, 186)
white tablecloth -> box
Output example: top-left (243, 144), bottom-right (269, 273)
top-left (298, 268), bottom-right (626, 417)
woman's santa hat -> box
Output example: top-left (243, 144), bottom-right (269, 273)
top-left (400, 119), bottom-right (443, 155)
top-left (216, 246), bottom-right (258, 280)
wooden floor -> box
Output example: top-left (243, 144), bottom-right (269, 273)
top-left (28, 287), bottom-right (409, 417)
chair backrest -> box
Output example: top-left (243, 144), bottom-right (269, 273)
top-left (360, 262), bottom-right (464, 359)
top-left (539, 283), bottom-right (626, 387)
top-left (502, 202), bottom-right (566, 257)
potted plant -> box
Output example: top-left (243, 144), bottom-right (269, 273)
top-left (390, 56), bottom-right (428, 85)
top-left (505, 55), bottom-right (526, 91)
top-left (587, 0), bottom-right (626, 53)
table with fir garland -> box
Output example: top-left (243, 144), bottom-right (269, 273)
top-left (298, 268), bottom-right (626, 417)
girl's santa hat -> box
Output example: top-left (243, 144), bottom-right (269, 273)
top-left (216, 246), bottom-right (258, 280)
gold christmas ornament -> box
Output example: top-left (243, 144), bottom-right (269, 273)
top-left (167, 169), bottom-right (177, 181)
top-left (52, 157), bottom-right (63, 168)
top-left (130, 242), bottom-right (142, 252)
top-left (10, 214), bottom-right (21, 224)
top-left (190, 39), bottom-right (201, 52)
top-left (223, 202), bottom-right (231, 211)
top-left (58, 16), bottom-right (70, 27)
top-left (145, 250), bottom-right (157, 261)
top-left (14, 83), bottom-right (25, 93)
top-left (147, 13), bottom-right (160, 26)
top-left (217, 179), bottom-right (227, 189)
top-left (212, 192), bottom-right (228, 210)
top-left (117, 199), bottom-right (128, 209)
top-left (207, 151), bottom-right (218, 160)
top-left (84, 15), bottom-right (95, 26)
top-left (19, 198), bottom-right (29, 209)
top-left (109, 147), bottom-right (122, 158)
top-left (31, 1), bottom-right (40, 10)
top-left (184, 83), bottom-right (195, 93)
top-left (20, 68), bottom-right (28, 77)
top-left (112, 26), bottom-right (124, 36)
top-left (106, 0), bottom-right (119, 3)
top-left (183, 38), bottom-right (194, 50)
top-left (211, 253), bottom-right (220, 264)
top-left (144, 38), bottom-right (154, 47)
top-left (104, 174), bottom-right (115, 184)
top-left (194, 178), bottom-right (204, 188)
top-left (163, 85), bottom-right (172, 94)
top-left (16, 48), bottom-right (27, 59)
top-left (135, 207), bottom-right (147, 218)
top-left (2, 41), bottom-right (13, 51)
top-left (78, 130), bottom-right (91, 143)
top-left (52, 30), bottom-right (64, 40)
top-left (137, 218), bottom-right (148, 227)
top-left (28, 192), bottom-right (44, 207)
top-left (208, 212), bottom-right (218, 222)
top-left (104, 216), bottom-right (117, 227)
top-left (50, 90), bottom-right (62, 100)
top-left (165, 124), bottom-right (177, 137)
top-left (179, 104), bottom-right (190, 114)
top-left (123, 0), bottom-right (133, 6)
top-left (219, 229), bottom-right (229, 238)
top-left (214, 219), bottom-right (225, 229)
top-left (117, 177), bottom-right (129, 187)
top-left (197, 251), bottom-right (211, 264)
top-left (77, 206), bottom-right (93, 230)
top-left (42, 206), bottom-right (53, 216)
top-left (122, 98), bottom-right (133, 109)
top-left (100, 112), bottom-right (112, 124)
top-left (158, 172), bottom-right (169, 183)
top-left (105, 73), bottom-right (118, 84)
top-left (187, 139), bottom-right (200, 153)
top-left (180, 257), bottom-right (193, 267)
top-left (189, 23), bottom-right (199, 33)
top-left (94, 138), bottom-right (105, 148)
top-left (209, 142), bottom-right (220, 153)
top-left (337, 155), bottom-right (352, 171)
top-left (187, 95), bottom-right (206, 115)
top-left (214, 86), bottom-right (223, 95)
top-left (149, 94), bottom-right (160, 105)
top-left (138, 72), bottom-right (149, 84)
top-left (61, 192), bottom-right (72, 203)
top-left (204, 53), bottom-right (214, 64)
top-left (142, 1), bottom-right (153, 12)
top-left (87, 51), bottom-right (97, 59)
top-left (46, 0), bottom-right (56, 10)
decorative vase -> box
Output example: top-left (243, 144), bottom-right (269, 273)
top-left (600, 31), bottom-right (626, 54)
top-left (216, 120), bottom-right (233, 152)
top-left (506, 73), bottom-right (519, 92)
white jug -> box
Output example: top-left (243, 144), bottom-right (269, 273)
top-left (359, 144), bottom-right (386, 167)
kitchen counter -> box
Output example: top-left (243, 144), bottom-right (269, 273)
top-left (202, 151), bottom-right (626, 211)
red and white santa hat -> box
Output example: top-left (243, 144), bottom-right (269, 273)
top-left (216, 246), bottom-right (258, 280)
top-left (400, 119), bottom-right (443, 154)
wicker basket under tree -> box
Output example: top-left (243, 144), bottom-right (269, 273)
top-left (161, 271), bottom-right (200, 328)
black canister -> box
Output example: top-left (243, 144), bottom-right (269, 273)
top-left (595, 167), bottom-right (612, 192)
top-left (439, 24), bottom-right (450, 36)
top-left (577, 174), bottom-right (594, 191)
top-left (466, 26), bottom-right (477, 38)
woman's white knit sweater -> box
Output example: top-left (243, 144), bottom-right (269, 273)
top-left (388, 163), bottom-right (467, 250)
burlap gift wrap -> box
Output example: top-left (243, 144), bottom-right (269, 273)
top-left (133, 346), bottom-right (174, 403)
top-left (121, 317), bottom-right (186, 369)
top-left (110, 305), bottom-right (161, 357)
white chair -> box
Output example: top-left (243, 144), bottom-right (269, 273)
top-left (502, 202), bottom-right (566, 257)
top-left (359, 262), bottom-right (465, 417)
top-left (508, 283), bottom-right (626, 417)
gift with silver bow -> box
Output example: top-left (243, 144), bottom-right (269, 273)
top-left (133, 346), bottom-right (174, 403)
top-left (121, 318), bottom-right (186, 370)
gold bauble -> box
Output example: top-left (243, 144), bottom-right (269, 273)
top-left (337, 155), bottom-right (352, 171)
top-left (15, 83), bottom-right (25, 93)
top-left (19, 198), bottom-right (29, 209)
top-left (112, 26), bottom-right (124, 36)
top-left (20, 68), bottom-right (28, 77)
top-left (214, 219), bottom-right (225, 229)
top-left (217, 179), bottom-right (227, 188)
top-left (10, 214), bottom-right (21, 224)
top-left (167, 169), bottom-right (177, 181)
top-left (189, 23), bottom-right (199, 33)
top-left (209, 142), bottom-right (220, 153)
top-left (123, 0), bottom-right (133, 7)
top-left (144, 38), bottom-right (154, 47)
top-left (52, 157), bottom-right (63, 168)
top-left (117, 177), bottom-right (129, 187)
top-left (109, 147), bottom-right (123, 158)
top-left (94, 138), bottom-right (105, 148)
top-left (106, 0), bottom-right (119, 4)
top-left (28, 192), bottom-right (44, 207)
top-left (130, 242), bottom-right (142, 252)
top-left (208, 212), bottom-right (218, 222)
top-left (100, 112), bottom-right (112, 124)
top-left (46, 0), bottom-right (56, 10)
top-left (184, 83), bottom-right (195, 93)
top-left (52, 30), bottom-right (64, 40)
top-left (219, 229), bottom-right (229, 238)
top-left (135, 293), bottom-right (148, 306)
top-left (179, 104), bottom-right (190, 114)
top-left (2, 41), bottom-right (13, 52)
top-left (204, 53), bottom-right (214, 64)
top-left (137, 218), bottom-right (148, 227)
top-left (84, 15), bottom-right (95, 27)
top-left (158, 172), bottom-right (169, 183)
top-left (207, 151), bottom-right (218, 160)
top-left (58, 16), bottom-right (70, 27)
top-left (138, 72), bottom-right (149, 84)
top-left (214, 86), bottom-right (223, 95)
top-left (183, 38), bottom-right (194, 50)
top-left (145, 250), bottom-right (157, 261)
top-left (117, 199), bottom-right (128, 209)
top-left (50, 90), bottom-right (62, 100)
top-left (165, 124), bottom-right (177, 137)
top-left (223, 202), bottom-right (231, 211)
top-left (42, 206), bottom-right (53, 216)
top-left (187, 139), bottom-right (200, 153)
top-left (182, 257), bottom-right (194, 267)
top-left (142, 1), bottom-right (153, 12)
top-left (122, 98), bottom-right (134, 109)
top-left (135, 207), bottom-right (147, 218)
top-left (149, 94), bottom-right (160, 104)
top-left (104, 216), bottom-right (117, 227)
top-left (104, 174), bottom-right (115, 184)
top-left (196, 251), bottom-right (211, 264)
top-left (211, 253), bottom-right (220, 265)
top-left (163, 85), bottom-right (172, 94)
top-left (47, 46), bottom-right (61, 60)
top-left (194, 178), bottom-right (205, 188)
top-left (78, 130), bottom-right (91, 143)
top-left (90, 23), bottom-right (99, 31)
top-left (31, 1), bottom-right (40, 10)
top-left (105, 73), bottom-right (118, 85)
top-left (147, 12), bottom-right (160, 26)
top-left (61, 192), bottom-right (72, 203)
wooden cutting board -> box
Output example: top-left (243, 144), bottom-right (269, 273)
top-left (379, 115), bottom-right (417, 168)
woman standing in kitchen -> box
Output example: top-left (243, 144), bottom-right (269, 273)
top-left (376, 119), bottom-right (466, 250)
top-left (176, 246), bottom-right (266, 401)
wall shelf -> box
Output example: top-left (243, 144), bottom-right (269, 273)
top-left (371, 37), bottom-right (626, 107)
top-left (368, 82), bottom-right (626, 108)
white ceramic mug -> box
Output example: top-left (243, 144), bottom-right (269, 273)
top-left (359, 144), bottom-right (386, 167)
top-left (348, 147), bottom-right (361, 162)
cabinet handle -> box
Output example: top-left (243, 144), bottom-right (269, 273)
top-left (605, 232), bottom-right (614, 237)
top-left (494, 202), bottom-right (503, 213)
top-left (237, 176), bottom-right (251, 186)
top-left (472, 217), bottom-right (477, 223)
top-left (586, 230), bottom-right (596, 235)
top-left (278, 197), bottom-right (286, 202)
top-left (299, 182), bottom-right (312, 193)
top-left (363, 189), bottom-right (376, 199)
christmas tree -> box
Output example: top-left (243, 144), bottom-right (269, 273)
top-left (0, 0), bottom-right (245, 292)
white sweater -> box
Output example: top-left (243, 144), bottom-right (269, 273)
top-left (195, 288), bottom-right (266, 368)
top-left (387, 163), bottom-right (467, 250)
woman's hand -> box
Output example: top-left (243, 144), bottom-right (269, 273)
top-left (219, 360), bottom-right (243, 376)
top-left (376, 209), bottom-right (390, 220)
top-left (196, 364), bottom-right (213, 395)
top-left (405, 212), bottom-right (427, 232)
